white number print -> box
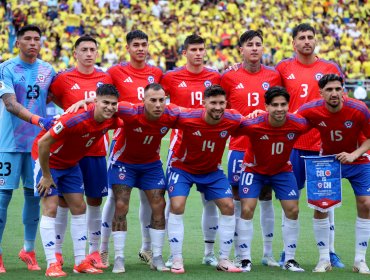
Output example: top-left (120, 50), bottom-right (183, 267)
top-left (191, 91), bottom-right (202, 105)
top-left (202, 140), bottom-right (215, 152)
top-left (143, 135), bottom-right (153, 144)
top-left (84, 91), bottom-right (96, 100)
top-left (300, 84), bottom-right (308, 98)
top-left (241, 172), bottom-right (254, 186)
top-left (137, 87), bottom-right (144, 100)
top-left (271, 142), bottom-right (284, 155)
top-left (169, 172), bottom-right (179, 184)
top-left (247, 92), bottom-right (259, 106)
top-left (85, 137), bottom-right (96, 147)
top-left (330, 130), bottom-right (343, 142)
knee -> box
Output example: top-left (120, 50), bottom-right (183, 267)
top-left (86, 196), bottom-right (102, 207)
top-left (151, 198), bottom-right (166, 215)
top-left (70, 200), bottom-right (86, 215)
top-left (241, 204), bottom-right (255, 219)
top-left (285, 205), bottom-right (299, 220)
top-left (170, 199), bottom-right (185, 215)
top-left (115, 199), bottom-right (129, 215)
top-left (357, 198), bottom-right (370, 217)
top-left (219, 201), bottom-right (234, 216)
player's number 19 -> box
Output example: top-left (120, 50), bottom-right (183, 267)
top-left (191, 91), bottom-right (202, 105)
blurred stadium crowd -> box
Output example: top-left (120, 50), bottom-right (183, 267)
top-left (0, 0), bottom-right (369, 78)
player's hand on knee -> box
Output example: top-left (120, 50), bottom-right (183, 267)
top-left (37, 176), bottom-right (56, 197)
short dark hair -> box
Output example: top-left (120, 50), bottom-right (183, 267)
top-left (265, 86), bottom-right (290, 105)
top-left (318, 74), bottom-right (344, 89)
top-left (126, 30), bottom-right (148, 45)
top-left (144, 83), bottom-right (163, 93)
top-left (96, 84), bottom-right (120, 99)
top-left (239, 30), bottom-right (263, 47)
top-left (292, 23), bottom-right (315, 39)
top-left (74, 34), bottom-right (97, 49)
top-left (17, 25), bottom-right (41, 38)
top-left (184, 34), bottom-right (205, 50)
top-left (204, 85), bottom-right (226, 99)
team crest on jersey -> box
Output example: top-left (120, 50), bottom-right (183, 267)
top-left (37, 74), bottom-right (45, 83)
top-left (204, 80), bottom-right (212, 88)
top-left (0, 81), bottom-right (4, 90)
top-left (262, 82), bottom-right (270, 90)
top-left (315, 73), bottom-right (324, 81)
top-left (243, 187), bottom-right (249, 194)
top-left (53, 122), bottom-right (64, 134)
top-left (220, 130), bottom-right (228, 138)
top-left (287, 133), bottom-right (295, 140)
top-left (96, 82), bottom-right (104, 88)
top-left (0, 178), bottom-right (4, 186)
top-left (148, 76), bottom-right (155, 84)
top-left (160, 127), bottom-right (168, 134)
top-left (344, 120), bottom-right (353, 128)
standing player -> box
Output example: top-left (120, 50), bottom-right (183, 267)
top-left (236, 86), bottom-right (309, 272)
top-left (108, 84), bottom-right (179, 273)
top-left (33, 84), bottom-right (122, 277)
top-left (220, 30), bottom-right (282, 267)
top-left (276, 23), bottom-right (344, 267)
top-left (49, 34), bottom-right (112, 269)
top-left (167, 85), bottom-right (242, 274)
top-left (100, 30), bottom-right (163, 266)
top-left (161, 34), bottom-right (221, 267)
top-left (298, 74), bottom-right (370, 273)
top-left (0, 25), bottom-right (55, 273)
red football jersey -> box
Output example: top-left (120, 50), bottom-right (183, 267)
top-left (111, 102), bottom-right (180, 164)
top-left (238, 113), bottom-right (310, 175)
top-left (276, 56), bottom-right (343, 151)
top-left (221, 64), bottom-right (282, 151)
top-left (108, 62), bottom-right (163, 141)
top-left (49, 67), bottom-right (113, 156)
top-left (298, 97), bottom-right (370, 164)
top-left (32, 105), bottom-right (123, 169)
top-left (170, 108), bottom-right (242, 174)
top-left (161, 66), bottom-right (221, 152)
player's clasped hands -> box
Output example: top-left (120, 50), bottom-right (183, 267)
top-left (37, 176), bottom-right (56, 197)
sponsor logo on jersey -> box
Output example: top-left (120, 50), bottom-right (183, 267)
top-left (124, 77), bottom-right (133, 83)
top-left (204, 80), bottom-right (212, 88)
top-left (315, 73), bottom-right (324, 81)
top-left (318, 121), bottom-right (327, 127)
top-left (260, 135), bottom-right (269, 140)
top-left (192, 130), bottom-right (202, 136)
top-left (235, 83), bottom-right (244, 89)
top-left (344, 120), bottom-right (353, 128)
top-left (220, 130), bottom-right (228, 138)
top-left (53, 122), bottom-right (64, 134)
top-left (37, 74), bottom-right (45, 83)
top-left (160, 127), bottom-right (168, 134)
top-left (287, 133), bottom-right (295, 140)
top-left (287, 73), bottom-right (295, 80)
top-left (178, 81), bottom-right (187, 88)
top-left (148, 75), bottom-right (155, 84)
top-left (262, 82), bottom-right (270, 90)
top-left (97, 82), bottom-right (104, 87)
top-left (19, 76), bottom-right (26, 82)
top-left (0, 81), bottom-right (4, 90)
top-left (134, 127), bottom-right (143, 133)
top-left (71, 83), bottom-right (80, 90)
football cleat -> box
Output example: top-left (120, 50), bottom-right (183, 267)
top-left (138, 250), bottom-right (152, 264)
top-left (112, 256), bottom-right (125, 273)
top-left (165, 255), bottom-right (173, 268)
top-left (150, 255), bottom-right (170, 272)
top-left (262, 255), bottom-right (280, 267)
top-left (100, 250), bottom-right (109, 267)
top-left (283, 259), bottom-right (305, 272)
top-left (73, 259), bottom-right (103, 274)
top-left (18, 249), bottom-right (41, 271)
top-left (216, 258), bottom-right (242, 273)
top-left (171, 258), bottom-right (185, 274)
top-left (353, 260), bottom-right (370, 274)
top-left (241, 259), bottom-right (252, 272)
top-left (45, 262), bottom-right (67, 277)
top-left (86, 251), bottom-right (108, 269)
top-left (313, 259), bottom-right (332, 272)
top-left (278, 251), bottom-right (285, 267)
top-left (330, 252), bottom-right (345, 268)
top-left (202, 253), bottom-right (218, 267)
top-left (55, 253), bottom-right (64, 266)
top-left (0, 255), bottom-right (6, 273)
top-left (233, 255), bottom-right (242, 268)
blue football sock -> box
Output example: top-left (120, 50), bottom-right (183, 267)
top-left (0, 189), bottom-right (13, 254)
top-left (23, 188), bottom-right (40, 252)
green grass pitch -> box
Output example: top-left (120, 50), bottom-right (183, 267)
top-left (1, 137), bottom-right (367, 279)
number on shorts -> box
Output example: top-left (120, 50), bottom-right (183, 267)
top-left (240, 172), bottom-right (253, 186)
top-left (0, 162), bottom-right (11, 176)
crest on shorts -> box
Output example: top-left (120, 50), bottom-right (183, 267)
top-left (315, 73), bottom-right (323, 81)
top-left (344, 121), bottom-right (353, 128)
top-left (287, 133), bottom-right (295, 140)
top-left (262, 82), bottom-right (270, 90)
top-left (220, 130), bottom-right (228, 138)
top-left (148, 76), bottom-right (155, 84)
top-left (168, 185), bottom-right (174, 193)
top-left (243, 187), bottom-right (249, 194)
top-left (0, 178), bottom-right (5, 186)
top-left (96, 82), bottom-right (104, 88)
top-left (160, 127), bottom-right (168, 134)
top-left (204, 80), bottom-right (212, 88)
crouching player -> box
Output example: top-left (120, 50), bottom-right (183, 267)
top-left (32, 84), bottom-right (122, 277)
top-left (236, 86), bottom-right (309, 272)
